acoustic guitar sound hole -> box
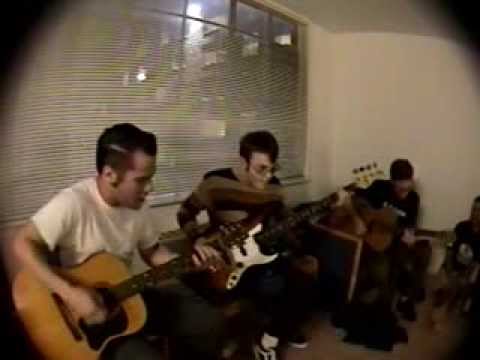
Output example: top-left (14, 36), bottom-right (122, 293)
top-left (79, 288), bottom-right (128, 350)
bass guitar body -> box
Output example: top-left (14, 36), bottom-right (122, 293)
top-left (207, 222), bottom-right (278, 290)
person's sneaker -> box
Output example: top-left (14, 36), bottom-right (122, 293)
top-left (252, 343), bottom-right (278, 360)
top-left (253, 333), bottom-right (279, 360)
top-left (397, 298), bottom-right (417, 322)
top-left (287, 334), bottom-right (309, 349)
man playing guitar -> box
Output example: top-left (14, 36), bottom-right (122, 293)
top-left (354, 159), bottom-right (431, 321)
top-left (13, 123), bottom-right (224, 359)
top-left (177, 130), bottom-right (318, 360)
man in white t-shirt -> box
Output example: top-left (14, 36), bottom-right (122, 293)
top-left (13, 123), bottom-right (224, 359)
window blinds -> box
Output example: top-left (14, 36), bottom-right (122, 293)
top-left (0, 0), bottom-right (306, 224)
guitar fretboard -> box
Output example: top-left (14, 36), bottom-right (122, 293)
top-left (110, 256), bottom-right (195, 301)
top-left (255, 194), bottom-right (334, 245)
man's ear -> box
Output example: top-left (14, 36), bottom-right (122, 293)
top-left (240, 157), bottom-right (249, 171)
top-left (103, 165), bottom-right (120, 187)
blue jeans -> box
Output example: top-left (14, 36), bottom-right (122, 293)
top-left (102, 337), bottom-right (161, 360)
top-left (231, 258), bottom-right (314, 339)
top-left (102, 282), bottom-right (225, 360)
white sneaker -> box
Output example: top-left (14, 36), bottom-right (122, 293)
top-left (253, 344), bottom-right (277, 360)
top-left (253, 333), bottom-right (279, 360)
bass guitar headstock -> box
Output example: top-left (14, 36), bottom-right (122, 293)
top-left (352, 162), bottom-right (386, 189)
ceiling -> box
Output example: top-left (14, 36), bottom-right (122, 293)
top-left (272, 0), bottom-right (460, 39)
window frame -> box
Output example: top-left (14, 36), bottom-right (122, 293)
top-left (145, 0), bottom-right (310, 208)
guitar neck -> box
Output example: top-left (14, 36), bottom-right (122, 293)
top-left (109, 256), bottom-right (195, 302)
top-left (256, 194), bottom-right (335, 243)
top-left (415, 228), bottom-right (443, 238)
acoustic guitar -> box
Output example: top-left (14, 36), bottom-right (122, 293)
top-left (352, 200), bottom-right (454, 252)
top-left (12, 212), bottom-right (275, 360)
top-left (13, 252), bottom-right (196, 360)
top-left (336, 180), bottom-right (454, 252)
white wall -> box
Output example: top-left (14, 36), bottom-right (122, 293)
top-left (331, 33), bottom-right (480, 228)
top-left (305, 24), bottom-right (334, 199)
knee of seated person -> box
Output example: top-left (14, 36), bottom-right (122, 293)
top-left (178, 300), bottom-right (226, 338)
top-left (261, 280), bottom-right (286, 299)
top-left (102, 337), bottom-right (164, 360)
top-left (201, 305), bottom-right (226, 335)
top-left (181, 310), bottom-right (226, 355)
top-left (291, 255), bottom-right (319, 279)
top-left (211, 308), bottom-right (227, 333)
top-left (372, 264), bottom-right (390, 284)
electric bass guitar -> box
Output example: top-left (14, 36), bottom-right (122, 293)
top-left (190, 189), bottom-right (346, 290)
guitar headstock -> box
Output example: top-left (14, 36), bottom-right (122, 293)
top-left (352, 162), bottom-right (386, 189)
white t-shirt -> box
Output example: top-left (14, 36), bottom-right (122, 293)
top-left (32, 178), bottom-right (158, 267)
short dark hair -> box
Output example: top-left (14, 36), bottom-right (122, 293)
top-left (390, 159), bottom-right (414, 181)
top-left (96, 123), bottom-right (157, 173)
top-left (474, 195), bottom-right (480, 204)
top-left (239, 130), bottom-right (279, 163)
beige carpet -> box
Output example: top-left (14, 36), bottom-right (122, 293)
top-left (283, 300), bottom-right (466, 360)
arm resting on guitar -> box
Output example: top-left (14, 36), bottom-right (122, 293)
top-left (13, 222), bottom-right (74, 300)
top-left (139, 243), bottom-right (178, 268)
top-left (177, 193), bottom-right (208, 244)
top-left (341, 195), bottom-right (369, 236)
top-left (13, 222), bottom-right (107, 323)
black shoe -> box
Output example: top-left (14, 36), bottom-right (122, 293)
top-left (287, 334), bottom-right (309, 349)
top-left (397, 298), bottom-right (417, 322)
